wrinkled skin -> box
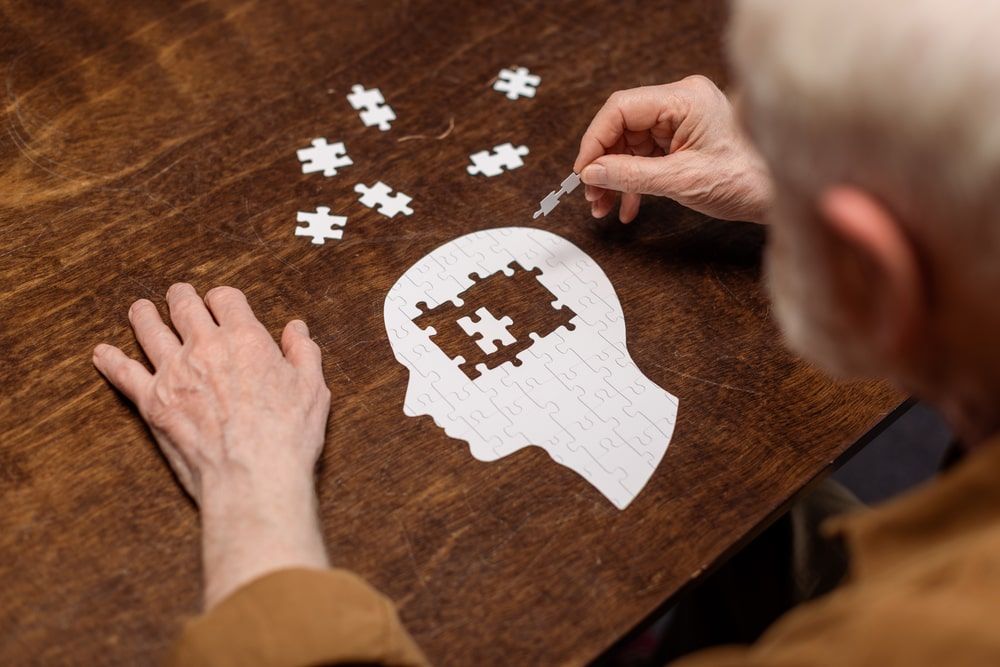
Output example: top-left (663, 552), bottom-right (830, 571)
top-left (574, 75), bottom-right (773, 224)
top-left (93, 283), bottom-right (331, 608)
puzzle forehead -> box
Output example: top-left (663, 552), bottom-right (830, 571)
top-left (384, 227), bottom-right (678, 510)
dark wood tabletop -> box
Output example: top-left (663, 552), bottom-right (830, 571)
top-left (0, 1), bottom-right (903, 664)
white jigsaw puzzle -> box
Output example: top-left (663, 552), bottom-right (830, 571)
top-left (493, 66), bottom-right (541, 100)
top-left (467, 142), bottom-right (529, 177)
top-left (347, 84), bottom-right (396, 131)
top-left (296, 138), bottom-right (353, 177)
top-left (534, 172), bottom-right (582, 218)
top-left (384, 227), bottom-right (680, 510)
top-left (457, 307), bottom-right (516, 354)
top-left (355, 181), bottom-right (414, 218)
top-left (295, 207), bottom-right (346, 244)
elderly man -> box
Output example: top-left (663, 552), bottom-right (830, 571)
top-left (92, 0), bottom-right (1000, 664)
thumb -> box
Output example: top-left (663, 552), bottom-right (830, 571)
top-left (580, 154), bottom-right (680, 197)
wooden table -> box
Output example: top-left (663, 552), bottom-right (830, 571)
top-left (0, 1), bottom-right (902, 664)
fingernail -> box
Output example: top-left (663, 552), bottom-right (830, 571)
top-left (582, 164), bottom-right (607, 186)
top-left (292, 320), bottom-right (309, 335)
top-left (584, 185), bottom-right (599, 202)
top-left (93, 344), bottom-right (108, 357)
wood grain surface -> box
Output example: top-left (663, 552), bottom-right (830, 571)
top-left (0, 1), bottom-right (902, 664)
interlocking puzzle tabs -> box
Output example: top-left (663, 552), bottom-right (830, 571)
top-left (384, 227), bottom-right (680, 510)
top-left (413, 262), bottom-right (577, 380)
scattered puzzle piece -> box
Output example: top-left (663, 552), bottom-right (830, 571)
top-left (467, 142), bottom-right (529, 177)
top-left (533, 172), bottom-right (581, 218)
top-left (493, 66), bottom-right (541, 100)
top-left (457, 307), bottom-right (516, 354)
top-left (354, 181), bottom-right (414, 218)
top-left (297, 138), bottom-right (353, 177)
top-left (295, 207), bottom-right (346, 244)
top-left (347, 84), bottom-right (396, 131)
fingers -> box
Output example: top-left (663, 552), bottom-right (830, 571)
top-left (619, 193), bottom-right (642, 224)
top-left (204, 286), bottom-right (260, 329)
top-left (281, 320), bottom-right (324, 382)
top-left (584, 184), bottom-right (604, 202)
top-left (590, 189), bottom-right (642, 223)
top-left (573, 85), bottom-right (683, 173)
top-left (592, 188), bottom-right (617, 219)
top-left (166, 283), bottom-right (215, 340)
top-left (580, 154), bottom-right (678, 197)
top-left (93, 343), bottom-right (152, 405)
top-left (128, 299), bottom-right (180, 368)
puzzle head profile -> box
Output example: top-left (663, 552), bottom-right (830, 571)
top-left (384, 227), bottom-right (679, 509)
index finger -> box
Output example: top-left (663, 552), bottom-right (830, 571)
top-left (573, 84), bottom-right (685, 174)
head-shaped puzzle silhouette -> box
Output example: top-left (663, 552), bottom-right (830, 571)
top-left (384, 227), bottom-right (678, 509)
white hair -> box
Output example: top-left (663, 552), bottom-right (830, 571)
top-left (730, 0), bottom-right (1000, 283)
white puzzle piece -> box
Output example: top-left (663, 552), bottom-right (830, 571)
top-left (347, 84), bottom-right (396, 131)
top-left (355, 181), bottom-right (414, 218)
top-left (457, 307), bottom-right (516, 354)
top-left (493, 66), bottom-right (541, 100)
top-left (297, 138), bottom-right (353, 177)
top-left (295, 207), bottom-right (346, 244)
top-left (534, 172), bottom-right (581, 218)
top-left (383, 227), bottom-right (680, 509)
top-left (467, 142), bottom-right (529, 177)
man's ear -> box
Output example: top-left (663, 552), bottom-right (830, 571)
top-left (817, 186), bottom-right (925, 365)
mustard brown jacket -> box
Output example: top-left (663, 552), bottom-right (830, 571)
top-left (170, 439), bottom-right (1000, 666)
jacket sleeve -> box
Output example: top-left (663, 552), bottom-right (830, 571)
top-left (168, 568), bottom-right (430, 667)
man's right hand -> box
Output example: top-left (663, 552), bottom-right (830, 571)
top-left (573, 75), bottom-right (773, 224)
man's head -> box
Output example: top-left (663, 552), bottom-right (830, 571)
top-left (730, 0), bottom-right (1000, 440)
top-left (384, 228), bottom-right (678, 509)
